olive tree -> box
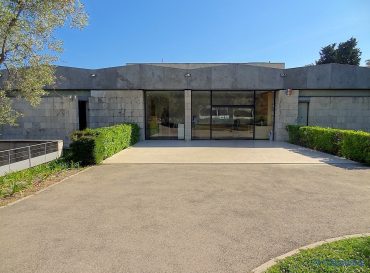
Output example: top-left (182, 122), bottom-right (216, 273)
top-left (0, 0), bottom-right (87, 126)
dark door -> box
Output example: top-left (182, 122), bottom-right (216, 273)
top-left (78, 101), bottom-right (87, 130)
top-left (298, 102), bottom-right (309, 126)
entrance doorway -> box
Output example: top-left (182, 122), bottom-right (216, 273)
top-left (145, 91), bottom-right (185, 139)
top-left (192, 91), bottom-right (275, 140)
top-left (211, 106), bottom-right (254, 139)
top-left (298, 102), bottom-right (309, 126)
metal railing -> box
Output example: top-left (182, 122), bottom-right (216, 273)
top-left (0, 141), bottom-right (59, 169)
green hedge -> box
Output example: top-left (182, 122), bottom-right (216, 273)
top-left (341, 130), bottom-right (370, 164)
top-left (299, 127), bottom-right (342, 155)
top-left (286, 125), bottom-right (370, 165)
top-left (286, 125), bottom-right (301, 145)
top-left (70, 123), bottom-right (140, 165)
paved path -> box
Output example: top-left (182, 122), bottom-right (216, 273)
top-left (0, 142), bottom-right (369, 273)
top-left (104, 140), bottom-right (356, 165)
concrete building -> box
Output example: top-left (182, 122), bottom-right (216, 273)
top-left (1, 63), bottom-right (370, 146)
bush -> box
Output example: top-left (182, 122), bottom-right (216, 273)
top-left (70, 123), bottom-right (140, 165)
top-left (286, 125), bottom-right (301, 144)
top-left (286, 125), bottom-right (370, 165)
top-left (341, 130), bottom-right (370, 164)
top-left (299, 126), bottom-right (343, 155)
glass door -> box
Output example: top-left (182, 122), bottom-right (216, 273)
top-left (211, 106), bottom-right (254, 139)
top-left (145, 91), bottom-right (185, 139)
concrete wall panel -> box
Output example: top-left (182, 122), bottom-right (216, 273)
top-left (0, 97), bottom-right (78, 146)
top-left (88, 90), bottom-right (145, 140)
top-left (274, 90), bottom-right (299, 141)
top-left (308, 96), bottom-right (370, 131)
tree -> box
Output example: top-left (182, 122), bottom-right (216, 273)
top-left (316, 37), bottom-right (361, 66)
top-left (335, 38), bottom-right (361, 65)
top-left (316, 44), bottom-right (336, 65)
top-left (366, 60), bottom-right (370, 67)
top-left (0, 0), bottom-right (88, 126)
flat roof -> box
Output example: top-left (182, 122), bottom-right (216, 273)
top-left (1, 63), bottom-right (370, 90)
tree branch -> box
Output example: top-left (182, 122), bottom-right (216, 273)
top-left (0, 1), bottom-right (25, 65)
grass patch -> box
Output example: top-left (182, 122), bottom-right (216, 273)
top-left (265, 236), bottom-right (370, 273)
top-left (0, 155), bottom-right (80, 199)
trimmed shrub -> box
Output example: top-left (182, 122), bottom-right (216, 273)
top-left (299, 126), bottom-right (343, 155)
top-left (340, 130), bottom-right (370, 164)
top-left (286, 125), bottom-right (301, 144)
top-left (286, 125), bottom-right (370, 165)
top-left (70, 123), bottom-right (140, 165)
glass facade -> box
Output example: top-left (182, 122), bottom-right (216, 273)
top-left (212, 91), bottom-right (254, 106)
top-left (145, 91), bottom-right (185, 139)
top-left (192, 91), bottom-right (211, 139)
top-left (211, 91), bottom-right (254, 139)
top-left (254, 91), bottom-right (274, 139)
top-left (191, 91), bottom-right (275, 140)
top-left (145, 90), bottom-right (275, 140)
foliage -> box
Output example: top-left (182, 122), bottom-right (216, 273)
top-left (148, 117), bottom-right (159, 136)
top-left (0, 155), bottom-right (79, 198)
top-left (0, 0), bottom-right (88, 126)
top-left (286, 125), bottom-right (370, 165)
top-left (316, 43), bottom-right (336, 64)
top-left (70, 123), bottom-right (140, 166)
top-left (316, 37), bottom-right (361, 65)
top-left (340, 130), bottom-right (370, 164)
top-left (265, 236), bottom-right (370, 273)
top-left (298, 127), bottom-right (342, 155)
top-left (366, 60), bottom-right (370, 67)
top-left (0, 90), bottom-right (19, 124)
top-left (286, 125), bottom-right (301, 144)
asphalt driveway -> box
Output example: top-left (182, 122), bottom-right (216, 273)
top-left (0, 142), bottom-right (369, 273)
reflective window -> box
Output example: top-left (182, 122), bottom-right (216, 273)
top-left (212, 91), bottom-right (254, 105)
top-left (254, 91), bottom-right (274, 139)
top-left (145, 91), bottom-right (185, 139)
top-left (211, 106), bottom-right (254, 139)
top-left (192, 91), bottom-right (211, 139)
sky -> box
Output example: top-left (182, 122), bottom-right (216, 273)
top-left (56, 0), bottom-right (370, 69)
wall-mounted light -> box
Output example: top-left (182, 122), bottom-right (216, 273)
top-left (280, 72), bottom-right (287, 77)
top-left (285, 89), bottom-right (293, 96)
top-left (90, 73), bottom-right (97, 77)
top-left (0, 73), bottom-right (2, 78)
top-left (184, 73), bottom-right (191, 78)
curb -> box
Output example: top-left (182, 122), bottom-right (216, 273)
top-left (250, 233), bottom-right (370, 273)
top-left (0, 166), bottom-right (92, 209)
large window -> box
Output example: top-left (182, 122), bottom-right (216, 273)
top-left (145, 91), bottom-right (185, 139)
top-left (255, 91), bottom-right (274, 139)
top-left (191, 91), bottom-right (275, 140)
top-left (192, 91), bottom-right (211, 139)
top-left (211, 91), bottom-right (254, 139)
top-left (212, 91), bottom-right (254, 106)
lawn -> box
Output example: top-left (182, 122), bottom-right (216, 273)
top-left (265, 236), bottom-right (370, 273)
top-left (0, 155), bottom-right (80, 205)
